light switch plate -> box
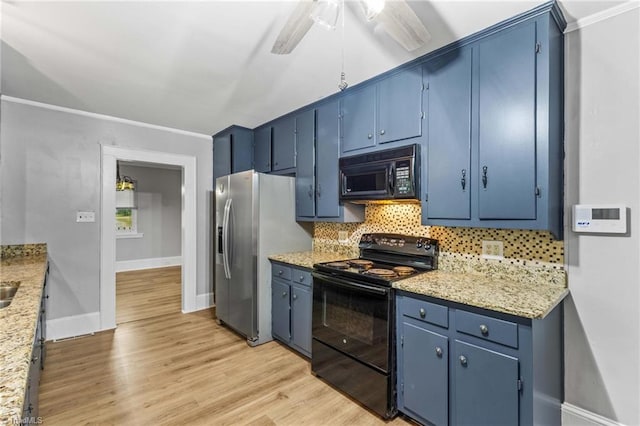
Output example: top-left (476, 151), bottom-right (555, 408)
top-left (76, 211), bottom-right (95, 223)
top-left (481, 240), bottom-right (503, 260)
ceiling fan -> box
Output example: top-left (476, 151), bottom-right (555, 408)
top-left (271, 0), bottom-right (431, 55)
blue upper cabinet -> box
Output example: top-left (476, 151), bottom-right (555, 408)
top-left (422, 7), bottom-right (565, 238)
top-left (295, 109), bottom-right (316, 219)
top-left (423, 48), bottom-right (473, 220)
top-left (212, 126), bottom-right (253, 183)
top-left (378, 66), bottom-right (423, 144)
top-left (340, 84), bottom-right (376, 153)
top-left (477, 22), bottom-right (537, 220)
top-left (254, 125), bottom-right (272, 173)
top-left (340, 66), bottom-right (423, 156)
top-left (296, 100), bottom-right (364, 222)
top-left (272, 116), bottom-right (296, 172)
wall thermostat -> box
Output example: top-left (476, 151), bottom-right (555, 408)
top-left (572, 204), bottom-right (627, 234)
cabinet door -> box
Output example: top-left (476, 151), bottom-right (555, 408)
top-left (213, 133), bottom-right (231, 182)
top-left (272, 116), bottom-right (296, 171)
top-left (454, 340), bottom-right (519, 426)
top-left (401, 322), bottom-right (448, 426)
top-left (271, 279), bottom-right (291, 342)
top-left (341, 85), bottom-right (376, 154)
top-left (254, 126), bottom-right (272, 173)
top-left (291, 283), bottom-right (312, 356)
top-left (378, 67), bottom-right (423, 144)
top-left (295, 109), bottom-right (316, 219)
top-left (231, 128), bottom-right (254, 173)
top-left (477, 22), bottom-right (537, 220)
top-left (424, 49), bottom-right (472, 220)
top-left (316, 100), bottom-right (341, 218)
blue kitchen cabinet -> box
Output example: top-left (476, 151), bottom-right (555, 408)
top-left (422, 7), bottom-right (565, 238)
top-left (296, 100), bottom-right (364, 222)
top-left (270, 262), bottom-right (313, 357)
top-left (400, 322), bottom-right (449, 426)
top-left (254, 125), bottom-right (272, 173)
top-left (340, 66), bottom-right (423, 156)
top-left (477, 21), bottom-right (537, 220)
top-left (271, 278), bottom-right (290, 342)
top-left (272, 116), bottom-right (296, 172)
top-left (212, 126), bottom-right (253, 182)
top-left (454, 340), bottom-right (519, 425)
top-left (295, 109), bottom-right (316, 218)
top-left (396, 292), bottom-right (563, 426)
top-left (340, 84), bottom-right (376, 154)
top-left (423, 48), bottom-right (472, 220)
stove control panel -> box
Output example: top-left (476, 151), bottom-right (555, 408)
top-left (359, 233), bottom-right (438, 256)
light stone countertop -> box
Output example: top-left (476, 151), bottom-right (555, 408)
top-left (0, 248), bottom-right (48, 425)
top-left (269, 250), bottom-right (568, 320)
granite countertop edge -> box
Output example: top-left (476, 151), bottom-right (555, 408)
top-left (0, 245), bottom-right (48, 425)
top-left (269, 250), bottom-right (568, 320)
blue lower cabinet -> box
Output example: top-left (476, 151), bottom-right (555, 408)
top-left (396, 292), bottom-right (563, 426)
top-left (270, 262), bottom-right (312, 357)
top-left (400, 322), bottom-right (448, 426)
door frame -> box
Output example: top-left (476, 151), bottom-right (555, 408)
top-left (100, 145), bottom-right (197, 330)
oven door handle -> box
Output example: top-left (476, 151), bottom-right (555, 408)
top-left (312, 272), bottom-right (389, 296)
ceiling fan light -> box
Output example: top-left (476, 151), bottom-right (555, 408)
top-left (361, 0), bottom-right (385, 21)
top-left (311, 0), bottom-right (341, 30)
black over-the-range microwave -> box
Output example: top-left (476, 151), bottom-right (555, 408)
top-left (339, 144), bottom-right (420, 203)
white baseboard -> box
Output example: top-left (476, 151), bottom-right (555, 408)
top-left (562, 403), bottom-right (623, 426)
top-left (115, 256), bottom-right (182, 272)
top-left (195, 292), bottom-right (215, 311)
top-left (47, 312), bottom-right (102, 341)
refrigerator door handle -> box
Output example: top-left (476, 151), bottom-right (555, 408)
top-left (227, 198), bottom-right (234, 277)
top-left (222, 198), bottom-right (232, 279)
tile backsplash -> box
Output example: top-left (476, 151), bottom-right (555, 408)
top-left (313, 204), bottom-right (564, 265)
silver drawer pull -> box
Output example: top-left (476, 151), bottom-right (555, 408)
top-left (459, 355), bottom-right (468, 366)
top-left (435, 347), bottom-right (443, 357)
top-left (419, 308), bottom-right (426, 318)
top-left (293, 294), bottom-right (298, 300)
top-left (480, 324), bottom-right (489, 335)
top-left (300, 276), bottom-right (305, 281)
top-left (282, 291), bottom-right (287, 298)
top-left (278, 270), bottom-right (283, 275)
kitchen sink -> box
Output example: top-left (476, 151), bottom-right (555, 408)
top-left (0, 281), bottom-right (20, 309)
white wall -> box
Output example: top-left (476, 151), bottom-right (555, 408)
top-left (0, 98), bottom-right (213, 321)
top-left (116, 164), bottom-right (182, 262)
top-left (564, 7), bottom-right (640, 425)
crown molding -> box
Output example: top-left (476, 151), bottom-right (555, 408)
top-left (565, 1), bottom-right (640, 33)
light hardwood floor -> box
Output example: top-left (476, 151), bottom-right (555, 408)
top-left (39, 268), bottom-right (413, 425)
top-left (115, 266), bottom-right (182, 324)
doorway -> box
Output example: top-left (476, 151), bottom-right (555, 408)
top-left (100, 145), bottom-right (197, 331)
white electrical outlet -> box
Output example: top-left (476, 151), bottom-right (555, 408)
top-left (76, 211), bottom-right (96, 223)
top-left (338, 231), bottom-right (349, 244)
top-left (481, 240), bottom-right (504, 260)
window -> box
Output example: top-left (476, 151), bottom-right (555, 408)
top-left (116, 208), bottom-right (141, 237)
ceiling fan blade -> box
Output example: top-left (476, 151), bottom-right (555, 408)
top-left (374, 0), bottom-right (431, 51)
top-left (271, 0), bottom-right (317, 55)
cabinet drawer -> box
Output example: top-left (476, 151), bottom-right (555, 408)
top-left (291, 268), bottom-right (312, 287)
top-left (400, 296), bottom-right (448, 329)
top-left (272, 264), bottom-right (292, 281)
top-left (455, 310), bottom-right (518, 348)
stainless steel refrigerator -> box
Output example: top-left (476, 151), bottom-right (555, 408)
top-left (214, 170), bottom-right (312, 346)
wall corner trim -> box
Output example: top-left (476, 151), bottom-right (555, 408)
top-left (46, 312), bottom-right (102, 341)
top-left (565, 1), bottom-right (640, 33)
top-left (562, 403), bottom-right (625, 426)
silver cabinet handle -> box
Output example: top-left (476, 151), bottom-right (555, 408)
top-left (299, 276), bottom-right (305, 282)
top-left (435, 347), bottom-right (443, 357)
top-left (293, 294), bottom-right (298, 300)
top-left (459, 355), bottom-right (468, 366)
top-left (480, 324), bottom-right (489, 335)
top-left (317, 184), bottom-right (322, 198)
top-left (461, 169), bottom-right (467, 191)
top-left (419, 308), bottom-right (426, 318)
top-left (278, 270), bottom-right (283, 275)
top-left (367, 133), bottom-right (373, 139)
top-left (282, 291), bottom-right (287, 297)
top-left (308, 184), bottom-right (314, 199)
top-left (482, 165), bottom-right (488, 189)
top-left (380, 129), bottom-right (386, 135)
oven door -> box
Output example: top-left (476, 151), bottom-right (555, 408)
top-left (312, 272), bottom-right (392, 372)
top-left (340, 162), bottom-right (393, 201)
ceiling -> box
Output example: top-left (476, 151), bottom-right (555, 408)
top-left (0, 0), bottom-right (626, 136)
